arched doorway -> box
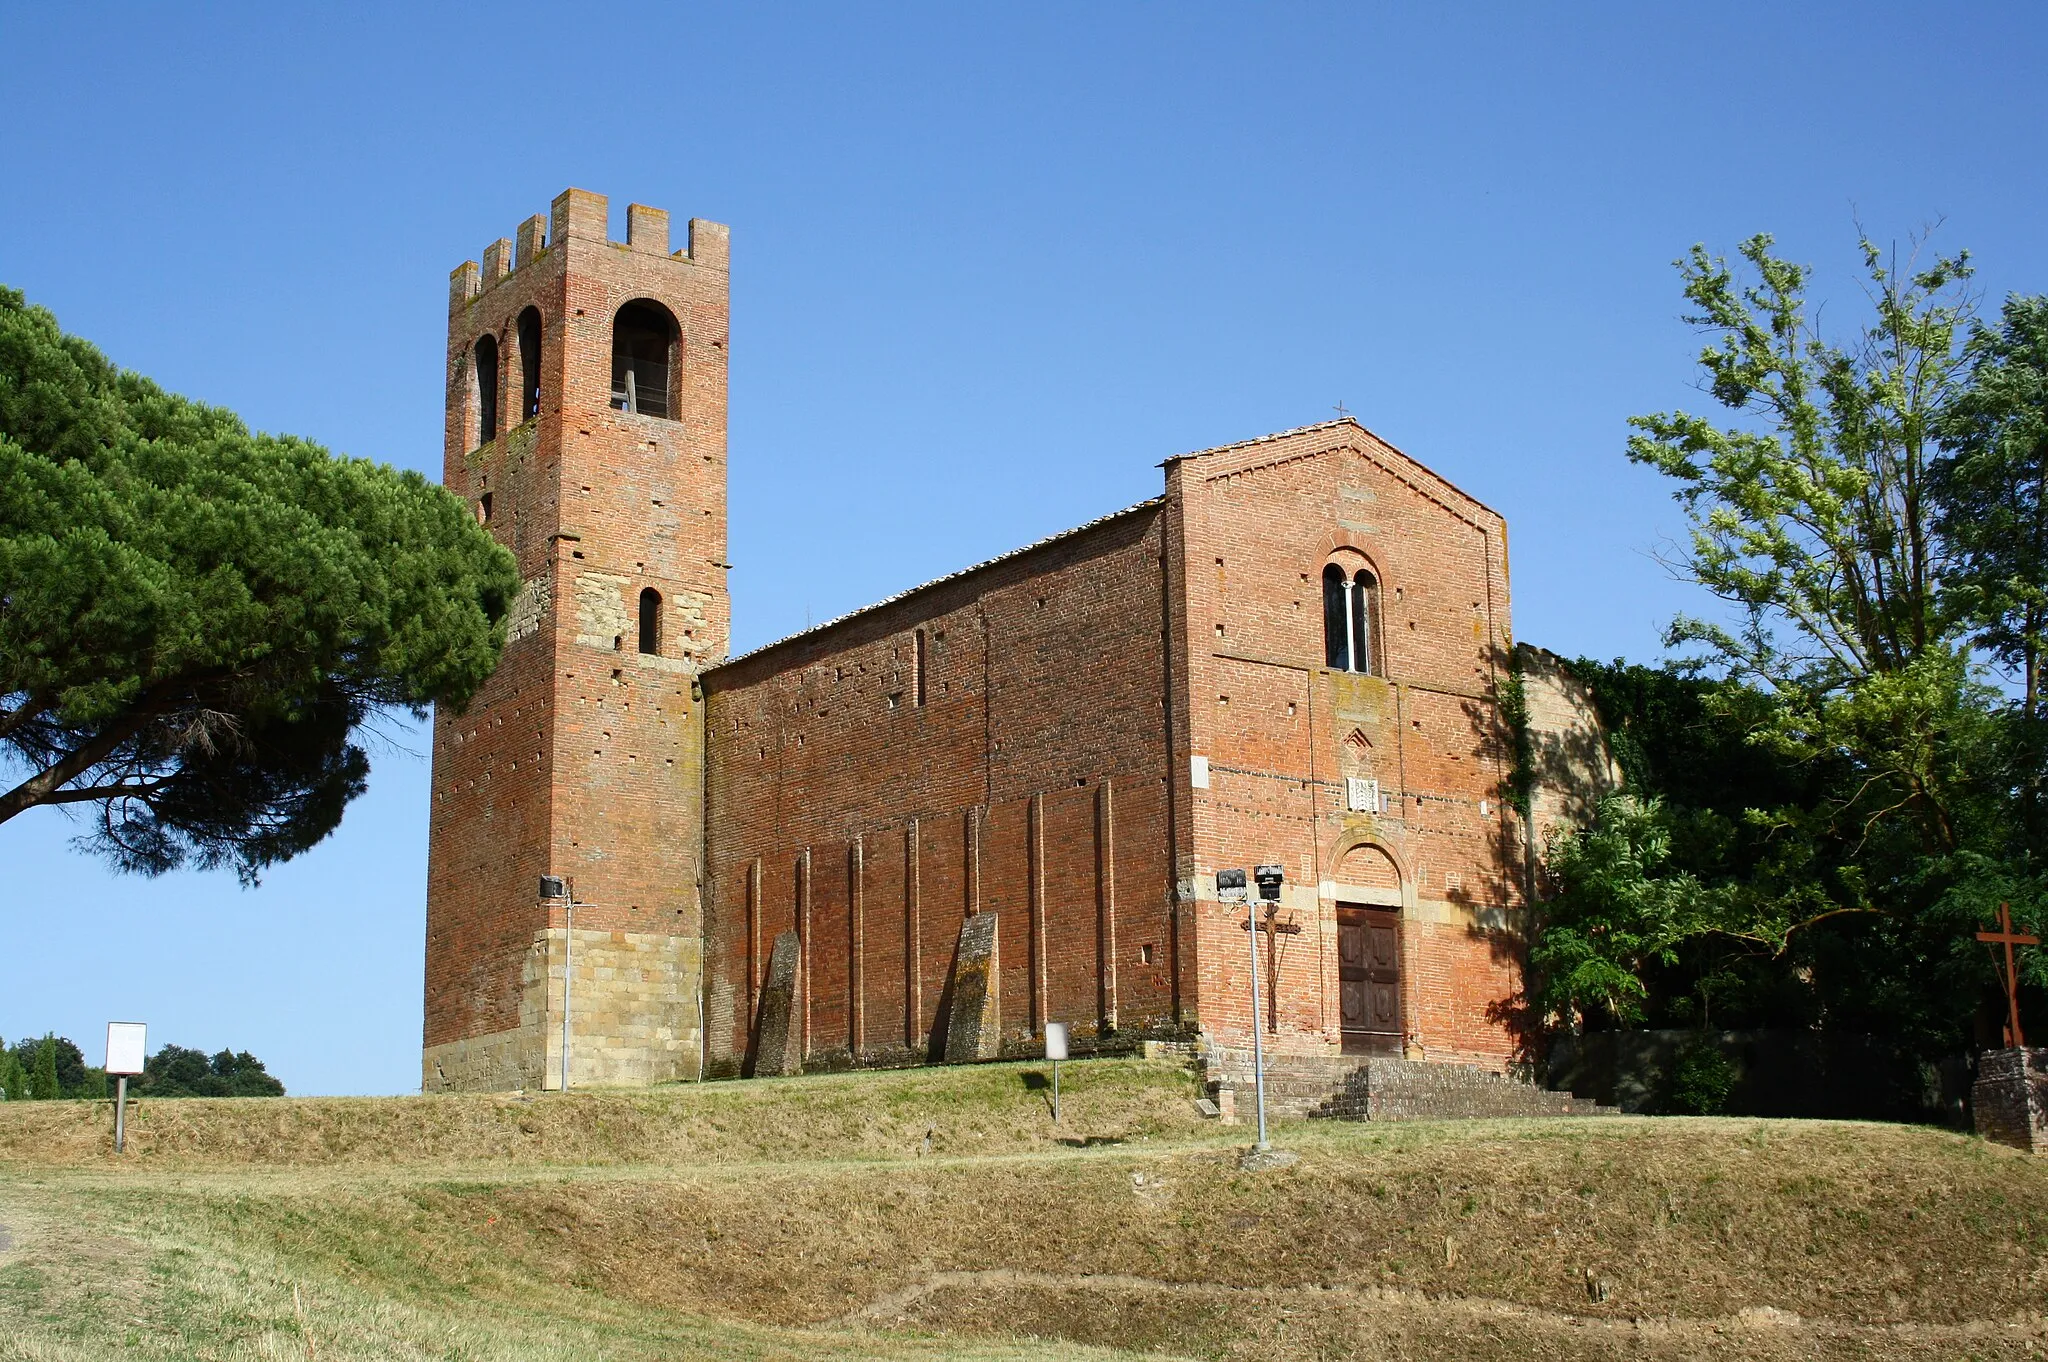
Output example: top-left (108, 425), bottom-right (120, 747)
top-left (1334, 844), bottom-right (1402, 1055)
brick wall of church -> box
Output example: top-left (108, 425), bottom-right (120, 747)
top-left (1168, 424), bottom-right (1526, 1070)
top-left (699, 505), bottom-right (1186, 1075)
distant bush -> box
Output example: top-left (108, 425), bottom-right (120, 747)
top-left (1667, 1037), bottom-right (1738, 1115)
top-left (0, 1036), bottom-right (280, 1099)
top-left (0, 1035), bottom-right (102, 1100)
top-left (136, 1045), bottom-right (285, 1098)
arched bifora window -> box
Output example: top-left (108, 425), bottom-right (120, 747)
top-left (611, 301), bottom-right (676, 419)
top-left (474, 334), bottom-right (499, 445)
top-left (1322, 563), bottom-right (1379, 674)
top-left (638, 587), bottom-right (662, 656)
top-left (516, 307), bottom-right (543, 420)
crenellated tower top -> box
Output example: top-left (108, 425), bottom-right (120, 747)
top-left (448, 188), bottom-right (729, 312)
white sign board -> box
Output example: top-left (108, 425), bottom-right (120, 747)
top-left (1043, 1021), bottom-right (1069, 1061)
top-left (1346, 777), bottom-right (1380, 813)
top-left (105, 1022), bottom-right (147, 1076)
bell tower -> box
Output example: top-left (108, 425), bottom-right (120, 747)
top-left (423, 189), bottom-right (730, 1091)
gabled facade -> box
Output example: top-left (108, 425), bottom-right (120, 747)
top-left (424, 190), bottom-right (1526, 1091)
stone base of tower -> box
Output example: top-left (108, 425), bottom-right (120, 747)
top-left (422, 926), bottom-right (703, 1093)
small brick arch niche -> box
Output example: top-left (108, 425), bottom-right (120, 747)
top-left (1332, 842), bottom-right (1403, 908)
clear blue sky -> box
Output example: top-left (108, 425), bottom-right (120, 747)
top-left (3, 3), bottom-right (2043, 1094)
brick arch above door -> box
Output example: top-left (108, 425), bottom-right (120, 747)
top-left (1328, 837), bottom-right (1409, 910)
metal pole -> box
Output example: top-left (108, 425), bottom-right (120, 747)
top-left (1052, 1058), bottom-right (1061, 1124)
top-left (561, 890), bottom-right (574, 1093)
top-left (1247, 906), bottom-right (1269, 1151)
top-left (114, 1075), bottom-right (127, 1154)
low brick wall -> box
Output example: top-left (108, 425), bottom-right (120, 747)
top-left (1201, 1046), bottom-right (1612, 1122)
top-left (1974, 1047), bottom-right (2048, 1153)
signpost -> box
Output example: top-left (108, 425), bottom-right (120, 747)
top-left (1978, 902), bottom-right (2039, 1049)
top-left (541, 876), bottom-right (576, 1092)
top-left (1044, 1021), bottom-right (1069, 1123)
top-left (105, 1022), bottom-right (146, 1154)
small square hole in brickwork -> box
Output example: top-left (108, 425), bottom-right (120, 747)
top-left (1217, 695), bottom-right (1229, 706)
top-left (1140, 944), bottom-right (1154, 965)
top-left (1215, 623), bottom-right (1225, 636)
top-left (1287, 702), bottom-right (1297, 717)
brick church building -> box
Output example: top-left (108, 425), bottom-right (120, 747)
top-left (422, 190), bottom-right (1535, 1092)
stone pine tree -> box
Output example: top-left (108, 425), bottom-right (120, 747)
top-left (0, 287), bottom-right (520, 880)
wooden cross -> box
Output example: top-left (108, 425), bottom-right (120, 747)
top-left (1977, 902), bottom-right (2039, 1049)
top-left (1242, 906), bottom-right (1303, 1032)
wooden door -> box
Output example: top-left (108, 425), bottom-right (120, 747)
top-left (1337, 905), bottom-right (1401, 1055)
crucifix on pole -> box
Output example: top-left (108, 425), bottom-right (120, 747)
top-left (1241, 904), bottom-right (1303, 1032)
top-left (1977, 902), bottom-right (2039, 1050)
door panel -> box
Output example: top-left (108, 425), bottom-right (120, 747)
top-left (1337, 905), bottom-right (1401, 1055)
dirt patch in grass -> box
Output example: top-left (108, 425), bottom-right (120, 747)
top-left (0, 1059), bottom-right (1203, 1169)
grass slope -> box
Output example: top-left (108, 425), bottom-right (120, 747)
top-left (3, 1058), bottom-right (2045, 1360)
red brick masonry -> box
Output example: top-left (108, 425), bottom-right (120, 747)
top-left (425, 190), bottom-right (1528, 1090)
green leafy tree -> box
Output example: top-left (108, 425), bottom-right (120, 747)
top-left (137, 1044), bottom-right (285, 1097)
top-left (1935, 295), bottom-right (2048, 717)
top-left (1625, 232), bottom-right (1977, 855)
top-left (29, 1035), bottom-right (59, 1100)
top-left (0, 287), bottom-right (519, 880)
top-left (1531, 794), bottom-right (1737, 1027)
top-left (0, 1041), bottom-right (24, 1101)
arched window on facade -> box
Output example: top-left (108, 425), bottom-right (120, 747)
top-left (638, 587), bottom-right (662, 656)
top-left (1322, 564), bottom-right (1351, 671)
top-left (1351, 569), bottom-right (1377, 675)
top-left (1322, 562), bottom-right (1379, 675)
top-left (474, 334), bottom-right (499, 446)
top-left (516, 307), bottom-right (543, 420)
top-left (611, 301), bottom-right (675, 419)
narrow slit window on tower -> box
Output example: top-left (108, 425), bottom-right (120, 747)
top-left (638, 587), bottom-right (662, 656)
top-left (1322, 564), bottom-right (1351, 671)
top-left (474, 334), bottom-right (499, 445)
top-left (610, 301), bottom-right (675, 419)
top-left (517, 307), bottom-right (543, 419)
top-left (477, 491), bottom-right (492, 524)
top-left (913, 628), bottom-right (928, 707)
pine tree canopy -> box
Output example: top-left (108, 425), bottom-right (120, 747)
top-left (0, 286), bottom-right (519, 880)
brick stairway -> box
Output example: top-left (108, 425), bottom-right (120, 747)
top-left (1200, 1048), bottom-right (1617, 1122)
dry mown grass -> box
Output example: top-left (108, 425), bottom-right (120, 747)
top-left (5, 1060), bottom-right (2048, 1360)
top-left (0, 1058), bottom-right (1205, 1168)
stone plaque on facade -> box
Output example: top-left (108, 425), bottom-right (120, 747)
top-left (944, 912), bottom-right (1001, 1063)
top-left (751, 930), bottom-right (802, 1077)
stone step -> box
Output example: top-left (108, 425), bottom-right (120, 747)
top-left (1200, 1052), bottom-right (1621, 1124)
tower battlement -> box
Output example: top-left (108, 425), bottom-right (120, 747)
top-left (448, 189), bottom-right (730, 312)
